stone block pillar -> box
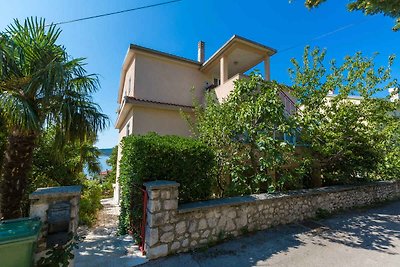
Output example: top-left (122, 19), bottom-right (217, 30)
top-left (29, 186), bottom-right (82, 264)
top-left (143, 181), bottom-right (179, 259)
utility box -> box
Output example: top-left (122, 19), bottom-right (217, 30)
top-left (0, 217), bottom-right (41, 267)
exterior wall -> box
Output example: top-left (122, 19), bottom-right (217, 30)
top-left (389, 87), bottom-right (399, 102)
top-left (114, 105), bottom-right (192, 203)
top-left (144, 180), bottom-right (400, 259)
top-left (214, 74), bottom-right (298, 115)
top-left (122, 57), bottom-right (136, 98)
top-left (325, 94), bottom-right (362, 105)
top-left (118, 109), bottom-right (134, 141)
top-left (134, 53), bottom-right (210, 106)
top-left (214, 73), bottom-right (246, 102)
top-left (132, 106), bottom-right (193, 137)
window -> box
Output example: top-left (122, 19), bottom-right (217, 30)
top-left (126, 123), bottom-right (130, 136)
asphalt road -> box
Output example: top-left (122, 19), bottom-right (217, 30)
top-left (141, 200), bottom-right (400, 267)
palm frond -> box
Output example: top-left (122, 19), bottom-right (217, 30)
top-left (0, 90), bottom-right (40, 131)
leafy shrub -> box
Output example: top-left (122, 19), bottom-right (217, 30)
top-left (37, 233), bottom-right (79, 267)
top-left (79, 180), bottom-right (102, 226)
top-left (192, 74), bottom-right (308, 197)
top-left (118, 133), bottom-right (215, 240)
top-left (290, 47), bottom-right (400, 184)
top-left (100, 146), bottom-right (118, 197)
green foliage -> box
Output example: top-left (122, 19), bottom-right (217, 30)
top-left (37, 233), bottom-right (79, 267)
top-left (303, 0), bottom-right (400, 31)
top-left (192, 74), bottom-right (309, 196)
top-left (30, 129), bottom-right (102, 187)
top-left (31, 132), bottom-right (82, 189)
top-left (0, 17), bottom-right (109, 138)
top-left (0, 17), bottom-right (109, 218)
top-left (375, 113), bottom-right (400, 179)
top-left (79, 180), bottom-right (103, 226)
top-left (27, 129), bottom-right (103, 224)
top-left (290, 46), bottom-right (400, 184)
top-left (101, 146), bottom-right (118, 197)
top-left (118, 133), bottom-right (215, 240)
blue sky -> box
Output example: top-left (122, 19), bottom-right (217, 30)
top-left (1, 0), bottom-right (399, 148)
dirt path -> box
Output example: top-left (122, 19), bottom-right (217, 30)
top-left (75, 198), bottom-right (147, 267)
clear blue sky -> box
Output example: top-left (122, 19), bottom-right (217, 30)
top-left (1, 0), bottom-right (399, 148)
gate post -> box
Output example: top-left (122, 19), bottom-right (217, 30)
top-left (29, 186), bottom-right (81, 265)
top-left (143, 181), bottom-right (179, 259)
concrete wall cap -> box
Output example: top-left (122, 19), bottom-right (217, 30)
top-left (177, 181), bottom-right (400, 214)
top-left (29, 185), bottom-right (82, 200)
top-left (144, 180), bottom-right (180, 190)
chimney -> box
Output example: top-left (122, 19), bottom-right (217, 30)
top-left (198, 41), bottom-right (205, 63)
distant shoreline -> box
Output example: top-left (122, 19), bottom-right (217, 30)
top-left (99, 148), bottom-right (113, 157)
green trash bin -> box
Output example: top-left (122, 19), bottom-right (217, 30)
top-left (0, 217), bottom-right (42, 267)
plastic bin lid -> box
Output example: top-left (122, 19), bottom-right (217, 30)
top-left (0, 217), bottom-right (41, 244)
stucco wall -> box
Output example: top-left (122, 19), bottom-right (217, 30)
top-left (122, 57), bottom-right (136, 98)
top-left (144, 180), bottom-right (400, 259)
top-left (132, 106), bottom-right (193, 137)
top-left (214, 73), bottom-right (245, 102)
top-left (134, 53), bottom-right (210, 106)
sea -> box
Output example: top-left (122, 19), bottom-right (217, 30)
top-left (99, 148), bottom-right (113, 171)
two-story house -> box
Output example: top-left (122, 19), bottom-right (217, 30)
top-left (114, 35), bottom-right (281, 202)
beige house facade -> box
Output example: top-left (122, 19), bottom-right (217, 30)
top-left (113, 35), bottom-right (277, 202)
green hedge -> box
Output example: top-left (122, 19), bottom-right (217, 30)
top-left (118, 133), bottom-right (215, 239)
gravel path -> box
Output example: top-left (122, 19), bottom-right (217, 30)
top-left (75, 198), bottom-right (148, 267)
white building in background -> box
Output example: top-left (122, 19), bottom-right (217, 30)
top-left (389, 88), bottom-right (399, 102)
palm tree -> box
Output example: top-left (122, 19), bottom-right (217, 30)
top-left (0, 18), bottom-right (109, 219)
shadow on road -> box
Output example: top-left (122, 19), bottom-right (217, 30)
top-left (143, 201), bottom-right (400, 267)
top-left (318, 202), bottom-right (400, 254)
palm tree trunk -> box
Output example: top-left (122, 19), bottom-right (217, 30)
top-left (1, 131), bottom-right (36, 219)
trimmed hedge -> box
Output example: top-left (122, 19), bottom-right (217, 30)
top-left (118, 133), bottom-right (215, 240)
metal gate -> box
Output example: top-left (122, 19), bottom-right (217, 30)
top-left (131, 185), bottom-right (148, 255)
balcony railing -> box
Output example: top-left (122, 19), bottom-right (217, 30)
top-left (278, 90), bottom-right (297, 116)
top-left (213, 73), bottom-right (248, 102)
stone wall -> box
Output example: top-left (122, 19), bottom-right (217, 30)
top-left (144, 180), bottom-right (400, 259)
top-left (29, 186), bottom-right (81, 264)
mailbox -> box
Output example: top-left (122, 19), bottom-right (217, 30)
top-left (47, 201), bottom-right (71, 248)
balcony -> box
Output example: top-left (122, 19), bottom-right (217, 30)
top-left (214, 73), bottom-right (247, 102)
top-left (213, 74), bottom-right (297, 117)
